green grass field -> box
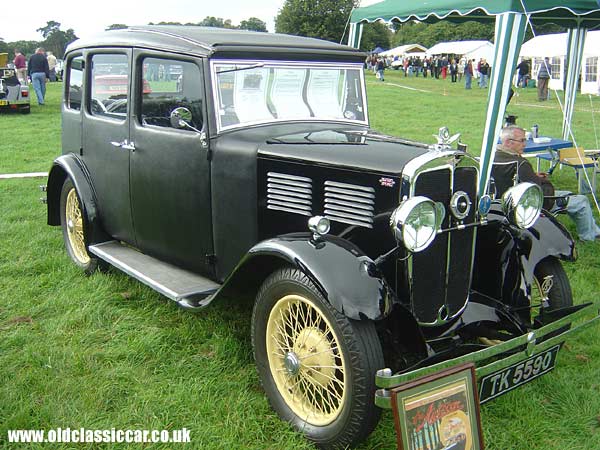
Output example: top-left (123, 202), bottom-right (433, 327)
top-left (1, 77), bottom-right (599, 449)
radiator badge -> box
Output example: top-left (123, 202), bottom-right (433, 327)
top-left (379, 177), bottom-right (395, 188)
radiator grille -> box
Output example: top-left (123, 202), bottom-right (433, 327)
top-left (267, 172), bottom-right (312, 216)
top-left (409, 166), bottom-right (478, 325)
top-left (412, 169), bottom-right (451, 323)
top-left (324, 181), bottom-right (375, 228)
top-left (446, 167), bottom-right (478, 313)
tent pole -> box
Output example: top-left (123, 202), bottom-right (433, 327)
top-left (348, 22), bottom-right (363, 49)
top-left (478, 12), bottom-right (528, 195)
top-left (562, 24), bottom-right (587, 140)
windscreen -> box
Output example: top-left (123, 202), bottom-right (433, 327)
top-left (212, 61), bottom-right (367, 131)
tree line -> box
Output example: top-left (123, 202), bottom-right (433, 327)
top-left (0, 16), bottom-right (267, 61)
top-left (0, 21), bottom-right (77, 60)
top-left (273, 0), bottom-right (565, 51)
top-left (0, 2), bottom-right (567, 62)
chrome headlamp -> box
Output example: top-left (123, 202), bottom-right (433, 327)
top-left (502, 182), bottom-right (543, 229)
top-left (390, 197), bottom-right (444, 252)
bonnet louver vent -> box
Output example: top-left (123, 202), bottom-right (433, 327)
top-left (324, 181), bottom-right (375, 228)
top-left (267, 172), bottom-right (313, 216)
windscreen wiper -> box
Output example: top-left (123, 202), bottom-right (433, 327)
top-left (217, 63), bottom-right (265, 74)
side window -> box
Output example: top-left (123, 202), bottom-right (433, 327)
top-left (140, 57), bottom-right (203, 129)
top-left (67, 56), bottom-right (84, 110)
top-left (90, 53), bottom-right (129, 119)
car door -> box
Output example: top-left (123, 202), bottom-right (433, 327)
top-left (129, 51), bottom-right (213, 274)
top-left (82, 50), bottom-right (135, 244)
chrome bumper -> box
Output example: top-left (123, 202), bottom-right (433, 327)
top-left (375, 304), bottom-right (600, 409)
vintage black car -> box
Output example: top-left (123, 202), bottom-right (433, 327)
top-left (45, 26), bottom-right (598, 449)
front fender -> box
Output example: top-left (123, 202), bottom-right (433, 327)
top-left (474, 206), bottom-right (575, 307)
top-left (225, 233), bottom-right (395, 321)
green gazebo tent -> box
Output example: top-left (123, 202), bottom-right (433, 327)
top-left (348, 1), bottom-right (600, 194)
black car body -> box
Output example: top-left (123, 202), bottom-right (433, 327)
top-left (45, 26), bottom-right (599, 449)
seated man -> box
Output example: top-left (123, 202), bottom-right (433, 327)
top-left (493, 125), bottom-right (600, 241)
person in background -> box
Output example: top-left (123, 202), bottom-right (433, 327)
top-left (376, 58), bottom-right (385, 82)
top-left (493, 126), bottom-right (600, 241)
top-left (465, 59), bottom-right (474, 89)
top-left (422, 57), bottom-right (429, 78)
top-left (441, 56), bottom-right (448, 79)
top-left (537, 57), bottom-right (551, 101)
top-left (457, 57), bottom-right (466, 82)
top-left (479, 59), bottom-right (490, 88)
top-left (516, 58), bottom-right (530, 88)
top-left (28, 48), bottom-right (49, 105)
top-left (47, 51), bottom-right (57, 82)
top-left (449, 59), bottom-right (458, 82)
top-left (13, 49), bottom-right (27, 85)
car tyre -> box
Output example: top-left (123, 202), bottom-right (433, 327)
top-left (60, 178), bottom-right (100, 274)
top-left (533, 256), bottom-right (573, 310)
top-left (251, 267), bottom-right (384, 449)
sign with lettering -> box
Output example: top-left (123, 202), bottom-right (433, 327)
top-left (391, 364), bottom-right (484, 450)
top-left (479, 345), bottom-right (560, 404)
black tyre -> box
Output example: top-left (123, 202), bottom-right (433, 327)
top-left (251, 267), bottom-right (384, 449)
top-left (533, 257), bottom-right (573, 311)
top-left (19, 106), bottom-right (30, 114)
top-left (59, 178), bottom-right (100, 274)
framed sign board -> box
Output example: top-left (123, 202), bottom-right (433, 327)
top-left (391, 363), bottom-right (484, 450)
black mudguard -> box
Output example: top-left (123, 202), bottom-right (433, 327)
top-left (46, 154), bottom-right (107, 244)
top-left (222, 232), bottom-right (396, 321)
top-left (473, 206), bottom-right (575, 308)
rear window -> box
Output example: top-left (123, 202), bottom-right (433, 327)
top-left (89, 53), bottom-right (129, 120)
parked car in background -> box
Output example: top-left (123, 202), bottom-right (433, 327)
top-left (45, 26), bottom-right (598, 449)
top-left (0, 67), bottom-right (30, 114)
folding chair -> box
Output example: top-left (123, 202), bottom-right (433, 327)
top-left (558, 147), bottom-right (598, 194)
top-left (535, 151), bottom-right (554, 172)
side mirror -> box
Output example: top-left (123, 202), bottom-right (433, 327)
top-left (169, 107), bottom-right (207, 147)
top-left (170, 107), bottom-right (194, 129)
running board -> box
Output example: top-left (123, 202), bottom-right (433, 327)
top-left (89, 241), bottom-right (220, 311)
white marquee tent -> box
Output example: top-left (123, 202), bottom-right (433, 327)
top-left (380, 43), bottom-right (428, 57)
top-left (520, 31), bottom-right (600, 94)
top-left (427, 40), bottom-right (494, 60)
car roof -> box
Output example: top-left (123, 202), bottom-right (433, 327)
top-left (66, 26), bottom-right (366, 63)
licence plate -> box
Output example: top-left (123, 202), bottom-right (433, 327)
top-left (0, 100), bottom-right (8, 106)
top-left (479, 344), bottom-right (560, 403)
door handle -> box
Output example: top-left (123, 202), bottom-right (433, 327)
top-left (109, 140), bottom-right (135, 151)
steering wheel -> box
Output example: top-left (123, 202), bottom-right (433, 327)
top-left (90, 98), bottom-right (107, 114)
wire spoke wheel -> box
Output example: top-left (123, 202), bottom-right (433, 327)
top-left (65, 188), bottom-right (90, 265)
top-left (266, 294), bottom-right (346, 426)
top-left (252, 268), bottom-right (384, 448)
top-left (60, 178), bottom-right (99, 274)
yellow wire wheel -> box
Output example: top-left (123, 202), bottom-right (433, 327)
top-left (60, 178), bottom-right (99, 274)
top-left (65, 187), bottom-right (90, 265)
top-left (253, 268), bottom-right (384, 448)
top-left (266, 294), bottom-right (347, 426)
